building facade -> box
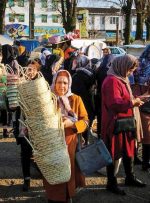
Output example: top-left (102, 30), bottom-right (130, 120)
top-left (5, 0), bottom-right (64, 38)
top-left (4, 0), bottom-right (139, 41)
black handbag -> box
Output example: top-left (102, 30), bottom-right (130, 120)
top-left (113, 117), bottom-right (136, 135)
top-left (75, 133), bottom-right (112, 176)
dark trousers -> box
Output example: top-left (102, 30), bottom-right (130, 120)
top-left (142, 144), bottom-right (150, 169)
top-left (20, 137), bottom-right (32, 179)
top-left (0, 110), bottom-right (7, 125)
top-left (106, 156), bottom-right (134, 185)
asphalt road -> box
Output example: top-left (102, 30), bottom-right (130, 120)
top-left (0, 133), bottom-right (150, 203)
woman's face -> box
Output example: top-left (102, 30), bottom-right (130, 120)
top-left (26, 64), bottom-right (38, 79)
top-left (55, 75), bottom-right (69, 96)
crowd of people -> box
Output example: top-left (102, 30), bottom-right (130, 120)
top-left (0, 40), bottom-right (150, 203)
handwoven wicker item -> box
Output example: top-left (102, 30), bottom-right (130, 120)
top-left (5, 65), bottom-right (23, 109)
top-left (18, 73), bottom-right (71, 185)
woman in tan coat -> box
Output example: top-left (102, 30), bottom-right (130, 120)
top-left (43, 70), bottom-right (89, 203)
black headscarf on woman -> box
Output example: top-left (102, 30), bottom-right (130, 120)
top-left (45, 54), bottom-right (60, 70)
top-left (1, 44), bottom-right (16, 65)
top-left (41, 54), bottom-right (60, 85)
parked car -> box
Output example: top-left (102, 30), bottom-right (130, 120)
top-left (108, 46), bottom-right (126, 56)
top-left (120, 44), bottom-right (146, 58)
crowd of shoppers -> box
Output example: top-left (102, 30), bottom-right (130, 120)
top-left (0, 42), bottom-right (149, 203)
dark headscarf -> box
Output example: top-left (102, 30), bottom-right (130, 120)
top-left (1, 44), bottom-right (16, 65)
top-left (45, 54), bottom-right (60, 70)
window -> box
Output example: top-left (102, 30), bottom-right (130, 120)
top-left (52, 0), bottom-right (59, 11)
top-left (18, 0), bottom-right (24, 7)
top-left (110, 17), bottom-right (119, 24)
top-left (17, 14), bottom-right (25, 22)
top-left (9, 13), bottom-right (15, 22)
top-left (8, 0), bottom-right (15, 7)
top-left (133, 18), bottom-right (136, 25)
top-left (41, 0), bottom-right (47, 8)
top-left (110, 48), bottom-right (120, 54)
top-left (41, 14), bottom-right (47, 23)
top-left (52, 15), bottom-right (59, 23)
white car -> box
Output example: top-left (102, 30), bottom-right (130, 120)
top-left (108, 46), bottom-right (126, 56)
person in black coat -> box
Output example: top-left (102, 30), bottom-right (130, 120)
top-left (96, 48), bottom-right (115, 137)
top-left (71, 55), bottom-right (96, 144)
top-left (41, 54), bottom-right (60, 86)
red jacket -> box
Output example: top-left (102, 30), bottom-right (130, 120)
top-left (101, 76), bottom-right (135, 160)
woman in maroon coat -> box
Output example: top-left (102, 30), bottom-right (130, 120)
top-left (101, 54), bottom-right (146, 196)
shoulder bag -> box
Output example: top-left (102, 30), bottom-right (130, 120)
top-left (113, 116), bottom-right (136, 135)
top-left (75, 132), bottom-right (112, 176)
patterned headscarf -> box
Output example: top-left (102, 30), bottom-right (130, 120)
top-left (107, 54), bottom-right (143, 141)
top-left (107, 54), bottom-right (138, 99)
top-left (51, 70), bottom-right (76, 119)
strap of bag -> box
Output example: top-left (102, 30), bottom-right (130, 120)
top-left (76, 134), bottom-right (82, 152)
top-left (76, 129), bottom-right (98, 152)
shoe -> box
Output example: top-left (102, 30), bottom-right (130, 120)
top-left (134, 157), bottom-right (142, 165)
top-left (106, 183), bottom-right (126, 196)
top-left (3, 129), bottom-right (8, 138)
top-left (125, 176), bottom-right (146, 187)
top-left (22, 179), bottom-right (30, 192)
top-left (142, 163), bottom-right (150, 171)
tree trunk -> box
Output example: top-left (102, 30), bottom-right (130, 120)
top-left (29, 0), bottom-right (35, 39)
top-left (145, 20), bottom-right (150, 40)
top-left (60, 0), bottom-right (77, 33)
top-left (135, 12), bottom-right (143, 40)
top-left (121, 0), bottom-right (133, 45)
top-left (124, 12), bottom-right (131, 44)
top-left (0, 1), bottom-right (7, 34)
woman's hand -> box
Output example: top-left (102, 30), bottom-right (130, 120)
top-left (63, 117), bottom-right (75, 128)
top-left (131, 98), bottom-right (144, 107)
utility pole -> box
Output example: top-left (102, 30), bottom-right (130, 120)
top-left (29, 0), bottom-right (35, 39)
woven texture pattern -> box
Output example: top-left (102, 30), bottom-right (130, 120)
top-left (18, 73), bottom-right (71, 185)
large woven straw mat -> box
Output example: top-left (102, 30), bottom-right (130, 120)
top-left (33, 147), bottom-right (71, 185)
top-left (18, 76), bottom-right (49, 96)
top-left (19, 103), bottom-right (56, 118)
top-left (26, 114), bottom-right (61, 130)
top-left (20, 90), bottom-right (52, 105)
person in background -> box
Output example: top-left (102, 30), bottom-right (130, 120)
top-left (40, 49), bottom-right (51, 66)
top-left (0, 64), bottom-right (8, 137)
top-left (43, 70), bottom-right (88, 203)
top-left (41, 54), bottom-right (61, 85)
top-left (96, 47), bottom-right (115, 137)
top-left (71, 55), bottom-right (96, 144)
top-left (139, 84), bottom-right (150, 173)
top-left (14, 61), bottom-right (41, 191)
top-left (64, 40), bottom-right (76, 60)
top-left (13, 40), bottom-right (29, 67)
top-left (1, 44), bottom-right (20, 74)
top-left (101, 55), bottom-right (146, 196)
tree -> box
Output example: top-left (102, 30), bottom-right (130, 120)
top-left (0, 0), bottom-right (7, 34)
top-left (54, 0), bottom-right (77, 33)
top-left (122, 0), bottom-right (133, 44)
top-left (134, 0), bottom-right (147, 40)
top-left (145, 1), bottom-right (150, 40)
top-left (104, 0), bottom-right (133, 44)
top-left (29, 0), bottom-right (35, 39)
